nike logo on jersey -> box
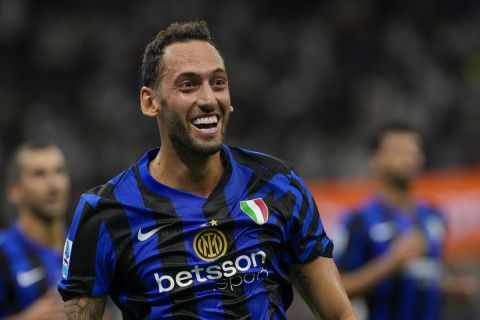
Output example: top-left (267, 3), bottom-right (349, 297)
top-left (137, 226), bottom-right (163, 241)
top-left (17, 267), bottom-right (45, 288)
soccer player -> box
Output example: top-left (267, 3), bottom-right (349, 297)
top-left (0, 142), bottom-right (69, 319)
top-left (334, 123), bottom-right (447, 319)
top-left (58, 21), bottom-right (356, 319)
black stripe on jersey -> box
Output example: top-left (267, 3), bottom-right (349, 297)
top-left (289, 178), bottom-right (315, 233)
top-left (203, 160), bottom-right (252, 319)
top-left (67, 200), bottom-right (102, 296)
top-left (345, 212), bottom-right (366, 238)
top-left (289, 179), bottom-right (314, 221)
top-left (23, 249), bottom-right (49, 296)
top-left (390, 275), bottom-right (403, 320)
top-left (229, 147), bottom-right (292, 198)
top-left (230, 147), bottom-right (294, 315)
top-left (336, 212), bottom-right (366, 271)
top-left (132, 166), bottom-right (199, 319)
top-left (0, 247), bottom-right (19, 313)
top-left (289, 178), bottom-right (333, 259)
top-left (415, 289), bottom-right (426, 320)
top-left (205, 150), bottom-right (234, 211)
top-left (235, 148), bottom-right (292, 175)
top-left (94, 182), bottom-right (152, 320)
top-left (231, 148), bottom-right (309, 309)
top-left (231, 146), bottom-right (327, 259)
top-left (368, 274), bottom-right (402, 320)
top-left (261, 190), bottom-right (295, 309)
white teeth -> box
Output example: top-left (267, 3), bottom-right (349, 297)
top-left (192, 116), bottom-right (218, 125)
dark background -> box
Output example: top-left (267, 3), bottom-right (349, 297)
top-left (1, 0), bottom-right (480, 221)
top-left (1, 1), bottom-right (479, 318)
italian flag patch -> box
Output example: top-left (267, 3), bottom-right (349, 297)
top-left (240, 198), bottom-right (269, 225)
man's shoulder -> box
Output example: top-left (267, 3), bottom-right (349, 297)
top-left (416, 199), bottom-right (445, 223)
top-left (341, 207), bottom-right (368, 226)
top-left (81, 165), bottom-right (138, 207)
top-left (227, 145), bottom-right (293, 176)
top-left (340, 199), bottom-right (379, 228)
top-left (0, 226), bottom-right (22, 256)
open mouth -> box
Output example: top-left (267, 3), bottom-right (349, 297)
top-left (191, 115), bottom-right (219, 131)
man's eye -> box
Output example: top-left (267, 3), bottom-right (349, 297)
top-left (179, 81), bottom-right (196, 89)
top-left (212, 79), bottom-right (226, 87)
top-left (56, 166), bottom-right (67, 175)
top-left (32, 170), bottom-right (46, 177)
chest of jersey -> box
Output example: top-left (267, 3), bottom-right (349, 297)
top-left (0, 231), bottom-right (61, 315)
top-left (107, 196), bottom-right (289, 304)
top-left (364, 207), bottom-right (445, 286)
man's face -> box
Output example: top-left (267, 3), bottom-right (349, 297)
top-left (9, 147), bottom-right (70, 220)
top-left (155, 40), bottom-right (231, 156)
top-left (372, 131), bottom-right (424, 186)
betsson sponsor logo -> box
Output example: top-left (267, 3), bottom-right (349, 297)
top-left (154, 250), bottom-right (268, 293)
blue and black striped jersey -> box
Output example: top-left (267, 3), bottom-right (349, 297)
top-left (334, 197), bottom-right (446, 320)
top-left (58, 145), bottom-right (333, 319)
top-left (0, 224), bottom-right (61, 317)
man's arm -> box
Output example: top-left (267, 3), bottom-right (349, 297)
top-left (291, 256), bottom-right (356, 320)
top-left (62, 296), bottom-right (106, 320)
top-left (340, 229), bottom-right (425, 298)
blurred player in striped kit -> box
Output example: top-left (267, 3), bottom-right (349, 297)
top-left (0, 141), bottom-right (69, 319)
top-left (335, 123), bottom-right (475, 320)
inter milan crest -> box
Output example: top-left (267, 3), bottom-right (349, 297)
top-left (239, 198), bottom-right (269, 225)
top-left (193, 228), bottom-right (227, 262)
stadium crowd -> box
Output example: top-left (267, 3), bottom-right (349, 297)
top-left (1, 1), bottom-right (479, 205)
top-left (1, 1), bottom-right (480, 319)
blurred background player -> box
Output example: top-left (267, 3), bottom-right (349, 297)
top-left (0, 141), bottom-right (69, 319)
top-left (334, 123), bottom-right (475, 320)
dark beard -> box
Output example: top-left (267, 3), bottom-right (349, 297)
top-left (162, 104), bottom-right (225, 157)
top-left (386, 174), bottom-right (412, 191)
top-left (30, 204), bottom-right (57, 224)
top-left (169, 125), bottom-right (221, 156)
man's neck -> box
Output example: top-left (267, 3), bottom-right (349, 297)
top-left (149, 145), bottom-right (225, 198)
top-left (17, 211), bottom-right (64, 252)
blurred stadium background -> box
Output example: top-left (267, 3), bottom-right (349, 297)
top-left (0, 0), bottom-right (479, 318)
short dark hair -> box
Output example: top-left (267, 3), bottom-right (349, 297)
top-left (368, 122), bottom-right (419, 153)
top-left (6, 140), bottom-right (60, 183)
top-left (141, 20), bottom-right (217, 88)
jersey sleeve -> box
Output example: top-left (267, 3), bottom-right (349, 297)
top-left (333, 212), bottom-right (369, 271)
top-left (285, 172), bottom-right (333, 265)
top-left (58, 194), bottom-right (115, 301)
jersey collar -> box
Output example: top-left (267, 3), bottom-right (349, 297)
top-left (137, 145), bottom-right (235, 202)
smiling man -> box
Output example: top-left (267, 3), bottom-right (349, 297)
top-left (58, 21), bottom-right (355, 320)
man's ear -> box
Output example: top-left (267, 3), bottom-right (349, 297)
top-left (140, 86), bottom-right (161, 117)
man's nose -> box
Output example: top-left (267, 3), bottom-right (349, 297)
top-left (196, 83), bottom-right (217, 109)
